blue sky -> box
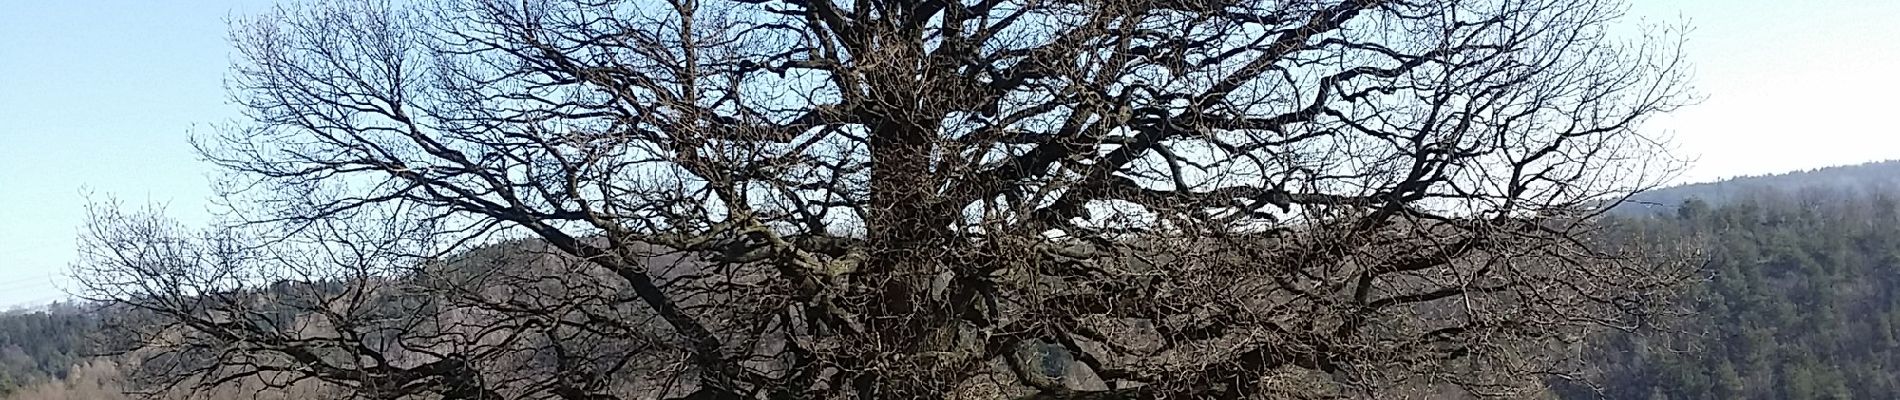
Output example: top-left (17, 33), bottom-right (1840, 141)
top-left (1, 1), bottom-right (270, 306)
top-left (1, 0), bottom-right (1898, 307)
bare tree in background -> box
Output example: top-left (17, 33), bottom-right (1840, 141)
top-left (77, 0), bottom-right (1699, 398)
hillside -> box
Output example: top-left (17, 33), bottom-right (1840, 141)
top-left (17, 162), bottom-right (1900, 398)
top-left (0, 238), bottom-right (719, 399)
top-left (1556, 159), bottom-right (1900, 399)
top-left (1573, 183), bottom-right (1900, 399)
top-left (0, 303), bottom-right (100, 397)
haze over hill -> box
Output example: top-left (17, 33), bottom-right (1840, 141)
top-left (1617, 160), bottom-right (1900, 215)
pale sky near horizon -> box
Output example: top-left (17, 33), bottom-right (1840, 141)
top-left (2, 0), bottom-right (1898, 307)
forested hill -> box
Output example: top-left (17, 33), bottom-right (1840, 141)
top-left (1575, 174), bottom-right (1900, 399)
top-left (16, 162), bottom-right (1900, 398)
top-left (1616, 160), bottom-right (1900, 215)
top-left (0, 303), bottom-right (99, 397)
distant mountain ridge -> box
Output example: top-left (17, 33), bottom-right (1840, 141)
top-left (1616, 160), bottom-right (1900, 215)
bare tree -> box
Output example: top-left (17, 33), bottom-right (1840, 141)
top-left (78, 0), bottom-right (1699, 398)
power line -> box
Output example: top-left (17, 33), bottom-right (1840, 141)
top-left (0, 275), bottom-right (72, 301)
top-left (0, 277), bottom-right (52, 289)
